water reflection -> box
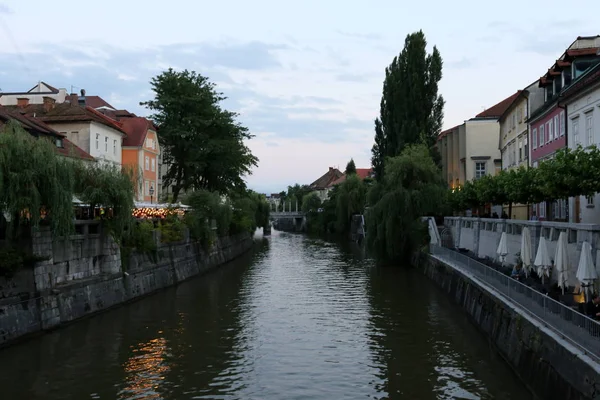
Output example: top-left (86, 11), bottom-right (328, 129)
top-left (0, 233), bottom-right (530, 400)
top-left (119, 337), bottom-right (170, 399)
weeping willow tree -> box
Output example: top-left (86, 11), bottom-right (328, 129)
top-left (336, 174), bottom-right (367, 233)
top-left (0, 121), bottom-right (75, 240)
top-left (73, 162), bottom-right (136, 241)
top-left (366, 144), bottom-right (447, 265)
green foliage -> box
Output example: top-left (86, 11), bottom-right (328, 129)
top-left (0, 247), bottom-right (49, 278)
top-left (280, 183), bottom-right (312, 211)
top-left (0, 121), bottom-right (75, 239)
top-left (366, 144), bottom-right (447, 265)
top-left (141, 68), bottom-right (258, 201)
top-left (158, 214), bottom-right (185, 243)
top-left (301, 192), bottom-right (322, 213)
top-left (372, 30), bottom-right (444, 181)
top-left (450, 146), bottom-right (600, 214)
top-left (74, 162), bottom-right (135, 242)
top-left (336, 175), bottom-right (367, 233)
top-left (345, 159), bottom-right (357, 175)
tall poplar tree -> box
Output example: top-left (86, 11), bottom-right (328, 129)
top-left (371, 30), bottom-right (444, 180)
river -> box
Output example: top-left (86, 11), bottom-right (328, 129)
top-left (0, 231), bottom-right (531, 399)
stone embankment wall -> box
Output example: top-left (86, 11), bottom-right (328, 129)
top-left (0, 221), bottom-right (253, 347)
top-left (424, 255), bottom-right (600, 400)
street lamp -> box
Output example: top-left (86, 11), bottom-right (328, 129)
top-left (149, 185), bottom-right (155, 204)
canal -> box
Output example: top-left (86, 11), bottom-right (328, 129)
top-left (0, 231), bottom-right (531, 399)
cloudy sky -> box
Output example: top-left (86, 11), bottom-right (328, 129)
top-left (0, 1), bottom-right (598, 194)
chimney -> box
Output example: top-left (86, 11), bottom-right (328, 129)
top-left (78, 88), bottom-right (86, 107)
top-left (68, 93), bottom-right (78, 105)
top-left (329, 167), bottom-right (333, 172)
top-left (43, 96), bottom-right (55, 112)
top-left (17, 98), bottom-right (29, 108)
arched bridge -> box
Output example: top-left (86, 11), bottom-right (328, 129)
top-left (270, 211), bottom-right (306, 232)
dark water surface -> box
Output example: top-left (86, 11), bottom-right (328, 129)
top-left (0, 231), bottom-right (531, 399)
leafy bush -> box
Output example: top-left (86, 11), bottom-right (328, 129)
top-left (0, 246), bottom-right (49, 278)
top-left (158, 215), bottom-right (185, 243)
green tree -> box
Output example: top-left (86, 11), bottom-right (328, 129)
top-left (345, 158), bottom-right (357, 175)
top-left (366, 144), bottom-right (446, 265)
top-left (371, 30), bottom-right (444, 180)
top-left (141, 68), bottom-right (258, 201)
top-left (301, 192), bottom-right (322, 214)
top-left (0, 121), bottom-right (75, 239)
top-left (336, 175), bottom-right (367, 233)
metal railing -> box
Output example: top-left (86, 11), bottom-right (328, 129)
top-left (430, 244), bottom-right (600, 362)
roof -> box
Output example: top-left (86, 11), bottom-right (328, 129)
top-left (1, 81), bottom-right (61, 96)
top-left (329, 168), bottom-right (373, 186)
top-left (437, 124), bottom-right (461, 140)
top-left (58, 138), bottom-right (95, 161)
top-left (84, 95), bottom-right (116, 110)
top-left (497, 90), bottom-right (527, 122)
top-left (560, 61), bottom-right (600, 102)
top-left (0, 106), bottom-right (94, 161)
top-left (475, 91), bottom-right (521, 118)
top-left (310, 168), bottom-right (344, 189)
top-left (5, 103), bottom-right (127, 135)
top-left (120, 117), bottom-right (155, 147)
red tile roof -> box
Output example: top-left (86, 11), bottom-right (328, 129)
top-left (438, 124), bottom-right (461, 140)
top-left (6, 103), bottom-right (127, 135)
top-left (329, 168), bottom-right (373, 186)
top-left (0, 106), bottom-right (94, 161)
top-left (475, 91), bottom-right (521, 118)
top-left (310, 167), bottom-right (344, 189)
top-left (120, 117), bottom-right (155, 147)
top-left (84, 95), bottom-right (116, 110)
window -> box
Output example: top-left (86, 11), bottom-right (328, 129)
top-left (105, 136), bottom-right (108, 152)
top-left (55, 138), bottom-right (63, 148)
top-left (113, 140), bottom-right (117, 155)
top-left (587, 195), bottom-right (594, 206)
top-left (518, 138), bottom-right (523, 162)
top-left (532, 128), bottom-right (538, 149)
top-left (573, 117), bottom-right (580, 146)
top-left (517, 107), bottom-right (522, 123)
top-left (523, 104), bottom-right (528, 120)
top-left (145, 180), bottom-right (150, 196)
top-left (563, 68), bottom-right (572, 86)
top-left (512, 114), bottom-right (516, 129)
top-left (547, 121), bottom-right (552, 143)
top-left (95, 133), bottom-right (99, 150)
top-left (539, 202), bottom-right (546, 218)
top-left (524, 137), bottom-right (529, 161)
top-left (475, 162), bottom-right (486, 179)
top-left (145, 156), bottom-right (150, 170)
top-left (151, 158), bottom-right (155, 172)
top-left (553, 115), bottom-right (559, 140)
top-left (539, 125), bottom-right (545, 146)
top-left (586, 111), bottom-right (594, 146)
top-left (560, 111), bottom-right (565, 136)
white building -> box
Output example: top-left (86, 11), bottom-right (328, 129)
top-left (0, 81), bottom-right (68, 106)
top-left (563, 62), bottom-right (600, 223)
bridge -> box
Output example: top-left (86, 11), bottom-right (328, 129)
top-left (270, 211), bottom-right (305, 218)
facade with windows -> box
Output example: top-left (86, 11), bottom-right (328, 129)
top-left (438, 93), bottom-right (519, 189)
top-left (498, 85), bottom-right (541, 219)
top-left (120, 117), bottom-right (160, 203)
top-left (562, 62), bottom-right (600, 223)
top-left (527, 35), bottom-right (600, 221)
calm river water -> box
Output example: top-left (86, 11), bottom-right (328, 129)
top-left (0, 231), bottom-right (532, 400)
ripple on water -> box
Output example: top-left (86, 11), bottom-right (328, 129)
top-left (0, 232), bottom-right (531, 400)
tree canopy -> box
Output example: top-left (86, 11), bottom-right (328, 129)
top-left (371, 30), bottom-right (444, 180)
top-left (345, 159), bottom-right (357, 175)
top-left (366, 144), bottom-right (448, 265)
top-left (141, 68), bottom-right (258, 201)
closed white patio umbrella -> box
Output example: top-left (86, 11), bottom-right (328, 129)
top-left (497, 231), bottom-right (508, 264)
top-left (534, 236), bottom-right (552, 284)
top-left (554, 231), bottom-right (569, 294)
top-left (520, 227), bottom-right (533, 277)
top-left (576, 241), bottom-right (597, 301)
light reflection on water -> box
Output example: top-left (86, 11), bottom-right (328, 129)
top-left (0, 231), bottom-right (531, 399)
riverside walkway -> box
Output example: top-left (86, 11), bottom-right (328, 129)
top-left (430, 244), bottom-right (600, 363)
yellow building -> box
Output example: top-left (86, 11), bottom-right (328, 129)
top-left (438, 93), bottom-right (519, 189)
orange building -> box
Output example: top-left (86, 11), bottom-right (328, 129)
top-left (120, 117), bottom-right (160, 203)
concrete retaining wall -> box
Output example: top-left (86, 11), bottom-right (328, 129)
top-left (424, 255), bottom-right (600, 400)
top-left (0, 224), bottom-right (253, 348)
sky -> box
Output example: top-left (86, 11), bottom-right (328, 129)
top-left (0, 0), bottom-right (598, 194)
